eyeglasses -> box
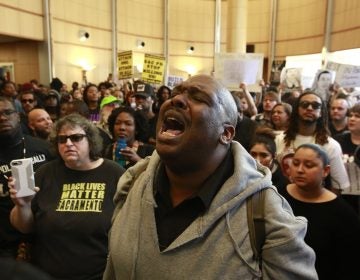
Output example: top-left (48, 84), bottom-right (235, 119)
top-left (299, 101), bottom-right (322, 110)
top-left (0, 109), bottom-right (17, 117)
top-left (21, 99), bottom-right (34, 104)
top-left (57, 133), bottom-right (87, 144)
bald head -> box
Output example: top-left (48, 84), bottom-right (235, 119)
top-left (173, 75), bottom-right (238, 126)
top-left (28, 109), bottom-right (53, 140)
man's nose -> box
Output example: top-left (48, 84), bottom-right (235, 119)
top-left (171, 94), bottom-right (188, 110)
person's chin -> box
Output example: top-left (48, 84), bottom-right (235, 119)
top-left (301, 116), bottom-right (317, 124)
top-left (63, 156), bottom-right (80, 165)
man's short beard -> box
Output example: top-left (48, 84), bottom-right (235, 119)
top-left (34, 129), bottom-right (50, 140)
top-left (300, 118), bottom-right (318, 126)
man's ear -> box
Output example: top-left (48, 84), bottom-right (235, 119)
top-left (219, 124), bottom-right (235, 145)
top-left (27, 120), bottom-right (35, 130)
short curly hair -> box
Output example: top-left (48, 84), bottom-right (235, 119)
top-left (50, 113), bottom-right (103, 160)
top-left (107, 106), bottom-right (149, 142)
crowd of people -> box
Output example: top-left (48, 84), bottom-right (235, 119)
top-left (1, 73), bottom-right (360, 279)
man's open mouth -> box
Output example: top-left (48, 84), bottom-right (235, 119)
top-left (161, 117), bottom-right (185, 137)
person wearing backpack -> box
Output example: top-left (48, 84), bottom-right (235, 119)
top-left (103, 75), bottom-right (318, 280)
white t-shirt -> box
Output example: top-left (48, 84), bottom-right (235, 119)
top-left (275, 132), bottom-right (350, 190)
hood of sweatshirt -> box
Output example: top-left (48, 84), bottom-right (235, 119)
top-left (113, 141), bottom-right (273, 250)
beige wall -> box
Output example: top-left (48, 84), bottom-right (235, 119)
top-left (117, 0), bottom-right (163, 78)
top-left (117, 0), bottom-right (217, 80)
top-left (331, 0), bottom-right (360, 51)
top-left (247, 0), bottom-right (271, 56)
top-left (0, 41), bottom-right (40, 84)
top-left (0, 0), bottom-right (359, 85)
top-left (168, 0), bottom-right (216, 77)
top-left (0, 0), bottom-right (43, 40)
top-left (275, 0), bottom-right (326, 59)
top-left (0, 1), bottom-right (43, 84)
top-left (50, 0), bottom-right (113, 86)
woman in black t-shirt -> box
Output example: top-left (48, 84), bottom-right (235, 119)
top-left (8, 114), bottom-right (125, 280)
top-left (279, 143), bottom-right (360, 279)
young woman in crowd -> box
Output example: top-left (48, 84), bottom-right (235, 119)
top-left (334, 103), bottom-right (360, 211)
top-left (9, 114), bottom-right (125, 280)
top-left (104, 106), bottom-right (155, 169)
top-left (249, 127), bottom-right (289, 191)
top-left (153, 85), bottom-right (171, 113)
top-left (271, 102), bottom-right (292, 133)
top-left (279, 143), bottom-right (360, 279)
top-left (83, 83), bottom-right (101, 123)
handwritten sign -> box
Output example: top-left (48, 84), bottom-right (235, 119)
top-left (142, 54), bottom-right (165, 84)
top-left (167, 75), bottom-right (184, 88)
top-left (215, 53), bottom-right (263, 90)
top-left (117, 51), bottom-right (133, 79)
top-left (326, 61), bottom-right (360, 87)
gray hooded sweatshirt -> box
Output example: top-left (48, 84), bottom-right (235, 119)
top-left (103, 142), bottom-right (318, 280)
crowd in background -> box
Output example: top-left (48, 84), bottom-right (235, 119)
top-left (2, 74), bottom-right (360, 205)
top-left (1, 73), bottom-right (360, 279)
top-left (2, 74), bottom-right (360, 199)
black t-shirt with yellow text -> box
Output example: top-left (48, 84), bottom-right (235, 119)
top-left (31, 158), bottom-right (124, 280)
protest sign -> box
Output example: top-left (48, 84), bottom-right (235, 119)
top-left (142, 54), bottom-right (165, 84)
top-left (117, 51), bottom-right (133, 79)
top-left (326, 61), bottom-right (360, 87)
top-left (215, 53), bottom-right (263, 90)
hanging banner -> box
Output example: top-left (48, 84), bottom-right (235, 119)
top-left (117, 51), bottom-right (133, 79)
top-left (142, 54), bottom-right (165, 84)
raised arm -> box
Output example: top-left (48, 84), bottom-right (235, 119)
top-left (9, 177), bottom-right (36, 234)
top-left (239, 82), bottom-right (258, 117)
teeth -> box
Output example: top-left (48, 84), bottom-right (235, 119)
top-left (162, 131), bottom-right (176, 137)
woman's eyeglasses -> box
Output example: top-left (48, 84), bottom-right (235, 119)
top-left (57, 134), bottom-right (87, 144)
top-left (299, 101), bottom-right (322, 110)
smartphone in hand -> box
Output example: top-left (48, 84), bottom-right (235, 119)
top-left (10, 158), bottom-right (35, 197)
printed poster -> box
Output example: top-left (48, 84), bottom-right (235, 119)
top-left (117, 51), bottom-right (133, 79)
top-left (142, 54), bottom-right (165, 84)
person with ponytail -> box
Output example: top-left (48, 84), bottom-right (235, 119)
top-left (249, 127), bottom-right (289, 191)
